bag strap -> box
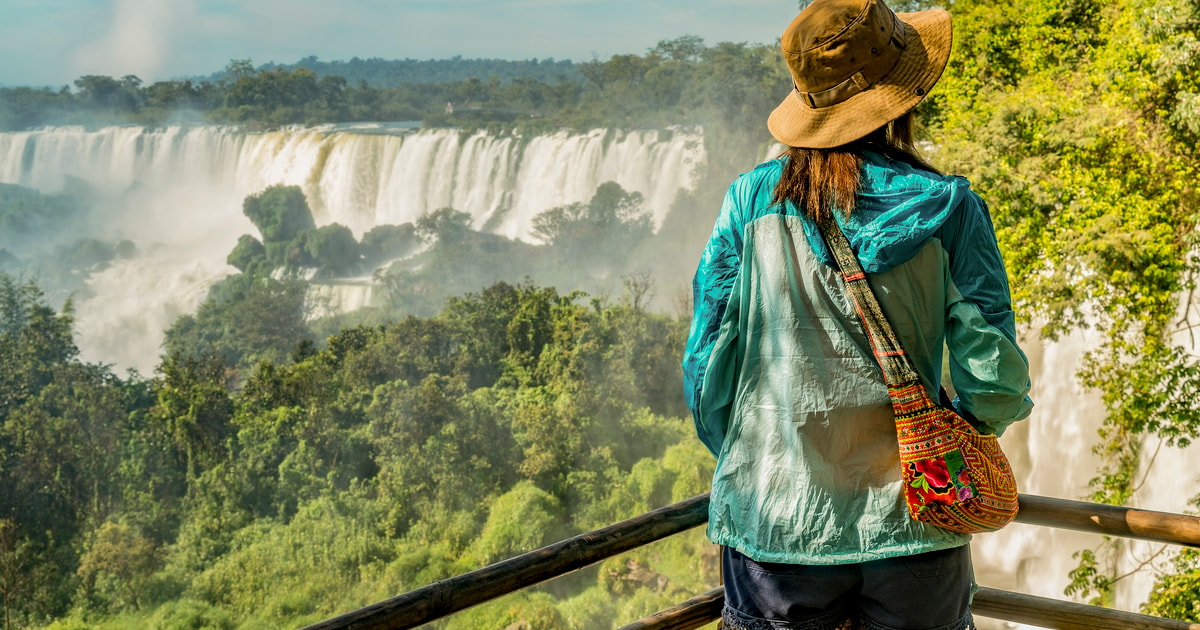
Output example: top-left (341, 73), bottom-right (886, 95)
top-left (815, 214), bottom-right (921, 386)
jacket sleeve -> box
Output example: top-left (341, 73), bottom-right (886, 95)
top-left (940, 187), bottom-right (1034, 436)
top-left (682, 183), bottom-right (744, 456)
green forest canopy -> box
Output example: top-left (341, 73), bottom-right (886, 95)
top-left (0, 35), bottom-right (787, 133)
top-left (235, 56), bottom-right (583, 87)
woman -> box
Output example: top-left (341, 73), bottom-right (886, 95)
top-left (682, 0), bottom-right (1034, 629)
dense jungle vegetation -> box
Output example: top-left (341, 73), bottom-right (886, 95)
top-left (2, 270), bottom-right (709, 629)
top-left (2, 0), bottom-right (1200, 627)
top-left (230, 56), bottom-right (583, 88)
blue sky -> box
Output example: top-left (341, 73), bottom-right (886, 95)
top-left (0, 0), bottom-right (799, 87)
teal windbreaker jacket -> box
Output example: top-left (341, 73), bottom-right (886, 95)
top-left (682, 152), bottom-right (1034, 564)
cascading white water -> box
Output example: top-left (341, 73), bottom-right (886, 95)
top-left (2, 123), bottom-right (1194, 626)
top-left (971, 328), bottom-right (1110, 630)
top-left (0, 124), bottom-right (702, 238)
top-left (307, 281), bottom-right (378, 320)
top-left (0, 124), bottom-right (704, 372)
top-left (971, 318), bottom-right (1200, 629)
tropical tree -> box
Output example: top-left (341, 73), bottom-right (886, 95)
top-left (531, 181), bottom-right (652, 272)
top-left (243, 185), bottom-right (317, 245)
top-left (77, 522), bottom-right (160, 611)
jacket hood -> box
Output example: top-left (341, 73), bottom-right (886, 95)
top-left (795, 150), bottom-right (974, 274)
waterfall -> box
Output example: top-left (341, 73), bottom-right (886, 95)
top-left (971, 317), bottom-right (1200, 629)
top-left (0, 124), bottom-right (702, 239)
top-left (971, 328), bottom-right (1109, 629)
top-left (0, 124), bottom-right (704, 371)
top-left (308, 280), bottom-right (378, 319)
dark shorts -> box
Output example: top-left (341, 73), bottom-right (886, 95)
top-left (721, 545), bottom-right (976, 630)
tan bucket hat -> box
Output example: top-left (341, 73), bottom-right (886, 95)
top-left (767, 0), bottom-right (952, 149)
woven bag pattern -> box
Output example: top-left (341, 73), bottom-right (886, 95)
top-left (890, 381), bottom-right (1018, 533)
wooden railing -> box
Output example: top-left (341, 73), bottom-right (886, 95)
top-left (303, 494), bottom-right (1200, 630)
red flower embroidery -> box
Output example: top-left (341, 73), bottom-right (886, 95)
top-left (913, 458), bottom-right (951, 489)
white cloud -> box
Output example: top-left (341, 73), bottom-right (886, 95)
top-left (69, 0), bottom-right (197, 81)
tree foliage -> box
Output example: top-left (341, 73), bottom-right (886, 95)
top-left (359, 224), bottom-right (420, 267)
top-left (248, 55), bottom-right (582, 87)
top-left (0, 184), bottom-right (84, 257)
top-left (242, 185), bottom-right (316, 245)
top-left (298, 223), bottom-right (360, 276)
top-left (163, 276), bottom-right (313, 370)
top-left (1143, 548), bottom-right (1200, 622)
top-left (532, 181), bottom-right (653, 272)
top-left (226, 235), bottom-right (265, 273)
top-left (76, 522), bottom-right (160, 612)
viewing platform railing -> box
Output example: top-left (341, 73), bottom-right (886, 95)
top-left (304, 494), bottom-right (1200, 630)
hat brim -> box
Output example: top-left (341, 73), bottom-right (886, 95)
top-left (767, 8), bottom-right (952, 149)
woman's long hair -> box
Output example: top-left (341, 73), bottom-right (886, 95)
top-left (771, 112), bottom-right (939, 222)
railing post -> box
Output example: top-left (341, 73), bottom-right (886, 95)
top-left (971, 587), bottom-right (1200, 630)
top-left (1015, 495), bottom-right (1200, 548)
top-left (617, 587), bottom-right (723, 630)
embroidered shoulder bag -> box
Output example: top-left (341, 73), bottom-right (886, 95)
top-left (817, 215), bottom-right (1019, 534)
